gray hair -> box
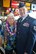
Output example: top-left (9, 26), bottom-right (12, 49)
top-left (7, 13), bottom-right (14, 18)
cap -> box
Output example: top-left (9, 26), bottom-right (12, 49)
top-left (18, 2), bottom-right (25, 8)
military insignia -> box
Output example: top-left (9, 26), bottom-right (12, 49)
top-left (33, 26), bottom-right (36, 31)
top-left (23, 22), bottom-right (29, 27)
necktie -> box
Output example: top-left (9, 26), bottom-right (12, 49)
top-left (20, 18), bottom-right (22, 22)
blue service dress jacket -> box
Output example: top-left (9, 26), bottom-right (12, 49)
top-left (16, 15), bottom-right (36, 54)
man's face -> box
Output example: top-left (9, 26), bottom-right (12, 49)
top-left (19, 7), bottom-right (25, 17)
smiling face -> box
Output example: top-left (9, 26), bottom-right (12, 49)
top-left (7, 16), bottom-right (15, 26)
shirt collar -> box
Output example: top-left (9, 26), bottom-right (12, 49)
top-left (21, 14), bottom-right (28, 22)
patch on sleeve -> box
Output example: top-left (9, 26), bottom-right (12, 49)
top-left (33, 26), bottom-right (36, 31)
top-left (23, 22), bottom-right (29, 27)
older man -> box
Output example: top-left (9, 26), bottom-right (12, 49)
top-left (16, 2), bottom-right (36, 54)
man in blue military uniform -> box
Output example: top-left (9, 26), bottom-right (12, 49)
top-left (16, 2), bottom-right (36, 54)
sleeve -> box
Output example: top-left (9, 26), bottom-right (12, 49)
top-left (25, 20), bottom-right (36, 54)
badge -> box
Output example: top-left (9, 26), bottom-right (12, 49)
top-left (33, 26), bottom-right (36, 31)
top-left (23, 22), bottom-right (29, 27)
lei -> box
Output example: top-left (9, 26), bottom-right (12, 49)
top-left (6, 21), bottom-right (16, 35)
